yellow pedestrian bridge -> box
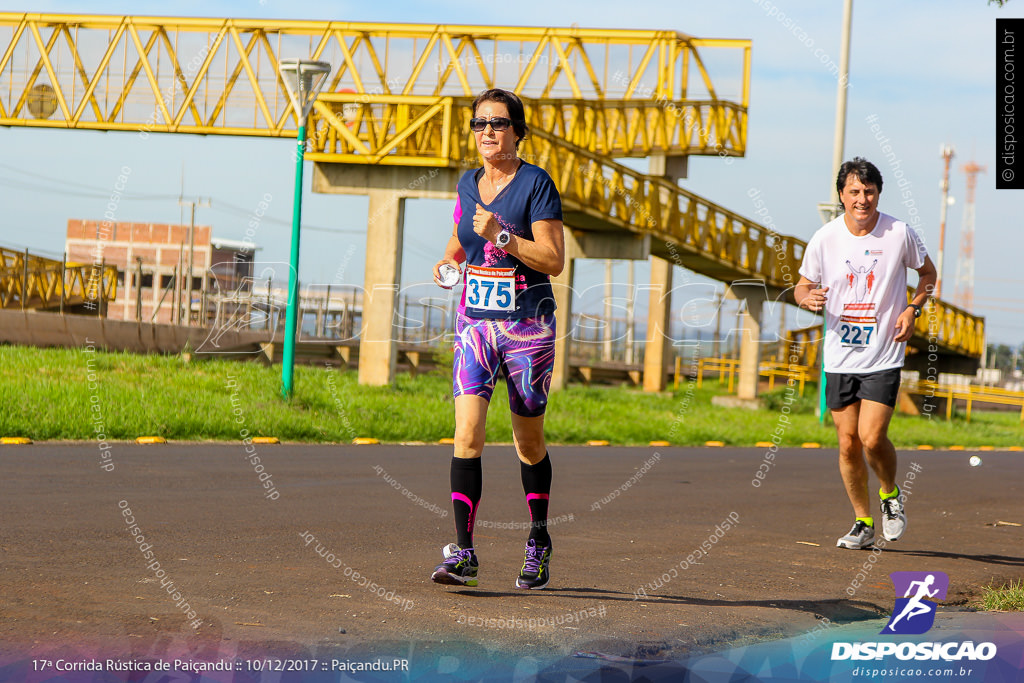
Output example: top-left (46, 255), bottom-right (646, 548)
top-left (0, 13), bottom-right (983, 391)
top-left (1, 246), bottom-right (117, 311)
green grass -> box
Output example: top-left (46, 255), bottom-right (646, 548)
top-left (1, 344), bottom-right (1022, 446)
top-left (978, 580), bottom-right (1024, 611)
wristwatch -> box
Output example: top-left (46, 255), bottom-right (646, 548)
top-left (495, 230), bottom-right (511, 249)
top-left (907, 303), bottom-right (922, 318)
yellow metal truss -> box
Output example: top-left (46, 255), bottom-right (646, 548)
top-left (0, 246), bottom-right (117, 309)
top-left (785, 325), bottom-right (822, 370)
top-left (914, 296), bottom-right (985, 358)
top-left (0, 13), bottom-right (748, 156)
top-left (305, 93), bottom-right (744, 162)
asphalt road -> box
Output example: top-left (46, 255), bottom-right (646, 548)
top-left (1, 444), bottom-right (1021, 673)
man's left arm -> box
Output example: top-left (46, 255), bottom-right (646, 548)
top-left (894, 255), bottom-right (937, 343)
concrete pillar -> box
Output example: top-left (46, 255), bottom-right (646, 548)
top-left (550, 229), bottom-right (582, 391)
top-left (357, 190), bottom-right (405, 386)
top-left (732, 284), bottom-right (765, 401)
top-left (649, 154), bottom-right (689, 180)
top-left (643, 255), bottom-right (673, 392)
top-left (641, 154), bottom-right (686, 391)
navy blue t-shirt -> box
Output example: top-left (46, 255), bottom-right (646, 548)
top-left (455, 161), bottom-right (562, 320)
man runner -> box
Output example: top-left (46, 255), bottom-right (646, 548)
top-left (795, 157), bottom-right (937, 550)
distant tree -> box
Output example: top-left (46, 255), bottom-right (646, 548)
top-left (985, 343), bottom-right (1016, 375)
top-left (990, 0), bottom-right (1012, 5)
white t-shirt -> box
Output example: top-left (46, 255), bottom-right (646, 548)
top-left (799, 212), bottom-right (927, 374)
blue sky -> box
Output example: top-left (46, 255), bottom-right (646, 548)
top-left (0, 0), bottom-right (1020, 345)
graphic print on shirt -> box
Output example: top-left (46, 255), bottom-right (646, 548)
top-left (845, 258), bottom-right (878, 302)
top-left (482, 211), bottom-right (530, 292)
top-left (839, 257), bottom-right (880, 349)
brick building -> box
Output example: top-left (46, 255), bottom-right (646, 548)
top-left (65, 219), bottom-right (256, 324)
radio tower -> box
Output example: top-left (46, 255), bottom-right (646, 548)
top-left (953, 161), bottom-right (985, 311)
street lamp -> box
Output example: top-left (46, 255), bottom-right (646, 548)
top-left (278, 58), bottom-right (331, 399)
top-left (936, 144), bottom-right (955, 298)
top-left (814, 0), bottom-right (854, 423)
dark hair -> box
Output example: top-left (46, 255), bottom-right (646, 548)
top-left (836, 157), bottom-right (883, 195)
top-left (472, 88), bottom-right (529, 148)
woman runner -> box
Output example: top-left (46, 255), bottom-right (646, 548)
top-left (430, 88), bottom-right (565, 590)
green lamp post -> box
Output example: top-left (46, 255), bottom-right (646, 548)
top-left (278, 58), bottom-right (331, 399)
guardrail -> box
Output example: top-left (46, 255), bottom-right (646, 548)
top-left (690, 356), bottom-right (813, 396)
top-left (902, 380), bottom-right (1024, 422)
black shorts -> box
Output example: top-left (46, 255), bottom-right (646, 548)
top-left (825, 367), bottom-right (902, 410)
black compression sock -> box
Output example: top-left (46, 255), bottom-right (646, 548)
top-left (450, 456), bottom-right (482, 550)
top-left (520, 454), bottom-right (552, 546)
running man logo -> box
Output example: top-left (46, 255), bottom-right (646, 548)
top-left (845, 259), bottom-right (878, 302)
top-left (882, 571), bottom-right (949, 635)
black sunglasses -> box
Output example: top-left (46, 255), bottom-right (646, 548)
top-left (469, 116), bottom-right (513, 132)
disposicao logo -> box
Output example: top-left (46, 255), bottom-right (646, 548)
top-left (831, 571), bottom-right (997, 663)
top-left (883, 571), bottom-right (949, 635)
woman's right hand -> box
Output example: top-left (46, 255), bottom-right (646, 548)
top-left (434, 257), bottom-right (461, 288)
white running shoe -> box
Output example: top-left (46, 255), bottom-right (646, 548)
top-left (836, 520), bottom-right (875, 549)
top-left (880, 495), bottom-right (907, 542)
